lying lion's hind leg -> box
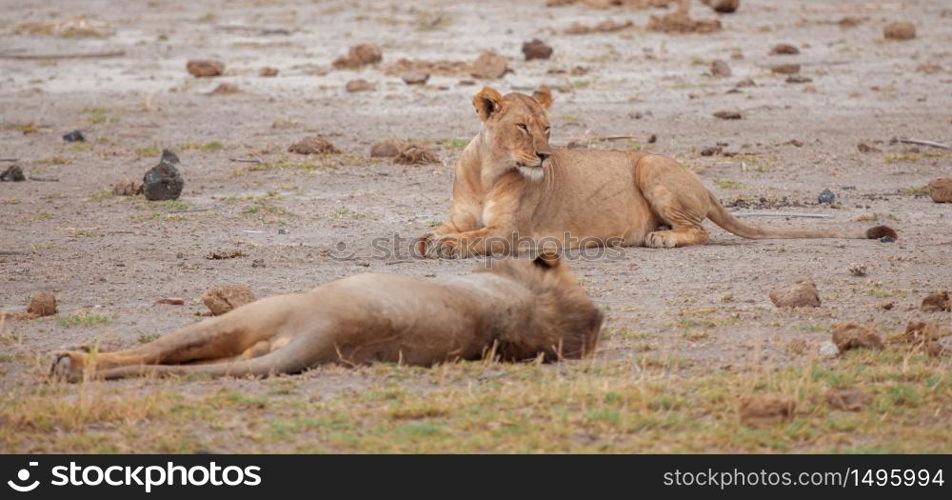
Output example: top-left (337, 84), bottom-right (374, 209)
top-left (92, 336), bottom-right (323, 381)
top-left (51, 296), bottom-right (295, 382)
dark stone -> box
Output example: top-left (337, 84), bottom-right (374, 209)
top-left (879, 235), bottom-right (896, 243)
top-left (0, 165), bottom-right (25, 182)
top-left (818, 188), bottom-right (835, 204)
top-left (62, 130), bottom-right (85, 142)
top-left (142, 150), bottom-right (184, 201)
top-left (522, 39), bottom-right (553, 61)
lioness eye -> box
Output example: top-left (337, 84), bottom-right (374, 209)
top-left (517, 123), bottom-right (529, 133)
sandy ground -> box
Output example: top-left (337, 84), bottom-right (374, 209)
top-left (0, 0), bottom-right (950, 451)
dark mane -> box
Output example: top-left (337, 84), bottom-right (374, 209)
top-left (476, 257), bottom-right (603, 361)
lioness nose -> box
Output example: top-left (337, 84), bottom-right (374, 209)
top-left (537, 151), bottom-right (551, 163)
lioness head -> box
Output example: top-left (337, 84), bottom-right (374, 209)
top-left (473, 85), bottom-right (553, 181)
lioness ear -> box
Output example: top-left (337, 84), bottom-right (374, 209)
top-left (473, 87), bottom-right (504, 121)
top-left (533, 249), bottom-right (561, 270)
top-left (532, 85), bottom-right (553, 110)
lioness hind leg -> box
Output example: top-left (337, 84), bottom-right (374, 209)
top-left (645, 226), bottom-right (709, 248)
top-left (635, 155), bottom-right (713, 249)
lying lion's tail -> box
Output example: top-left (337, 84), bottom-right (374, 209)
top-left (706, 193), bottom-right (897, 241)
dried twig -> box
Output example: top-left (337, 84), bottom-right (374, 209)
top-left (0, 158), bottom-right (18, 162)
top-left (28, 176), bottom-right (60, 182)
top-left (0, 50), bottom-right (125, 60)
top-left (229, 157), bottom-right (263, 164)
top-left (733, 212), bottom-right (833, 219)
top-left (898, 138), bottom-right (951, 151)
top-left (214, 25), bottom-right (291, 36)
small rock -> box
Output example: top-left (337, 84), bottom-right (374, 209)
top-left (259, 67), bottom-right (279, 77)
top-left (928, 178), bottom-right (952, 203)
top-left (700, 146), bottom-right (722, 156)
top-left (825, 388), bottom-right (872, 412)
top-left (202, 285), bottom-right (255, 316)
top-left (401, 71), bottom-right (430, 85)
top-left (857, 142), bottom-right (881, 153)
top-left (879, 235), bottom-right (896, 243)
top-left (770, 44), bottom-right (799, 55)
top-left (0, 165), bottom-right (25, 182)
top-left (710, 59), bottom-right (731, 77)
top-left (703, 0), bottom-right (740, 13)
top-left (818, 341), bottom-right (840, 357)
top-left (883, 21), bottom-right (916, 40)
top-left (926, 341), bottom-right (944, 357)
top-left (818, 188), bottom-right (835, 204)
top-left (771, 64), bottom-right (801, 74)
top-left (739, 397), bottom-right (795, 428)
top-left (646, 12), bottom-right (721, 34)
top-left (186, 60), bottom-right (224, 78)
top-left (921, 291), bottom-right (951, 312)
top-left (471, 51), bottom-right (509, 80)
top-left (916, 63), bottom-right (943, 74)
top-left (848, 263), bottom-right (867, 277)
top-left (62, 130), bottom-right (85, 142)
top-left (736, 78), bottom-right (756, 87)
top-left (881, 302), bottom-right (894, 311)
top-left (395, 145), bottom-right (439, 165)
top-left (839, 16), bottom-right (863, 28)
top-left (251, 259), bottom-right (266, 268)
top-left (522, 39), bottom-right (553, 61)
top-left (288, 136), bottom-right (340, 155)
top-left (647, 134), bottom-right (657, 144)
top-left (785, 75), bottom-right (812, 83)
top-left (155, 297), bottom-right (185, 306)
top-left (211, 83), bottom-right (240, 95)
top-left (112, 179), bottom-right (142, 196)
top-left (832, 322), bottom-right (883, 352)
top-left (333, 43), bottom-right (383, 69)
top-left (206, 248), bottom-right (245, 260)
top-left (713, 110), bottom-right (742, 120)
top-left (27, 292), bottom-right (57, 317)
top-left (769, 280), bottom-right (820, 308)
top-left (142, 150), bottom-right (184, 201)
top-left (370, 140), bottom-right (403, 158)
top-left (345, 79), bottom-right (374, 92)
top-left (564, 20), bottom-right (634, 35)
top-left (785, 139), bottom-right (804, 147)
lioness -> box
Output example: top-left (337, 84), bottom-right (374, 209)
top-left (418, 86), bottom-right (896, 258)
top-left (50, 253), bottom-right (602, 381)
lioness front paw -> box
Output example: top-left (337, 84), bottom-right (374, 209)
top-left (417, 233), bottom-right (463, 259)
top-left (50, 351), bottom-right (86, 383)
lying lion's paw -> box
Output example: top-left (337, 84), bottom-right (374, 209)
top-left (645, 231), bottom-right (679, 249)
top-left (50, 352), bottom-right (85, 383)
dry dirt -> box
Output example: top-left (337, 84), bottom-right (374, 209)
top-left (1, 0), bottom-right (950, 452)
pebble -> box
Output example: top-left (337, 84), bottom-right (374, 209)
top-left (142, 149), bottom-right (184, 201)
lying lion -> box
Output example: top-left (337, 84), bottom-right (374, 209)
top-left (51, 253), bottom-right (602, 381)
top-left (418, 86), bottom-right (896, 258)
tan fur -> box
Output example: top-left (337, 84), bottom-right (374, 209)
top-left (50, 254), bottom-right (603, 382)
top-left (418, 86), bottom-right (896, 258)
